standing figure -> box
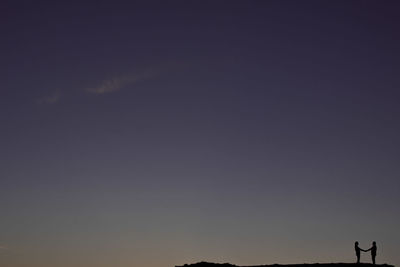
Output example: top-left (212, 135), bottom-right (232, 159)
top-left (366, 241), bottom-right (377, 264)
top-left (355, 241), bottom-right (366, 263)
top-left (355, 241), bottom-right (361, 263)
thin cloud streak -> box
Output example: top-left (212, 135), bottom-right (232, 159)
top-left (86, 70), bottom-right (154, 95)
top-left (36, 92), bottom-right (61, 104)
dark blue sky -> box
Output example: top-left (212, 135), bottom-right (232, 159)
top-left (1, 1), bottom-right (400, 267)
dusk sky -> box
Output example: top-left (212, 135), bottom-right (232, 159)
top-left (1, 1), bottom-right (400, 267)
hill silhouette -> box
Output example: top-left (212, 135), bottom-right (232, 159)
top-left (176, 262), bottom-right (394, 267)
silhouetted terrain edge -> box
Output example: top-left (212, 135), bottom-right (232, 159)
top-left (176, 262), bottom-right (394, 267)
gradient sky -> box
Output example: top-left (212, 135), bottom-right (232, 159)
top-left (1, 1), bottom-right (400, 267)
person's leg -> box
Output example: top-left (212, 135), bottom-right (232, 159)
top-left (372, 255), bottom-right (376, 264)
top-left (357, 254), bottom-right (360, 263)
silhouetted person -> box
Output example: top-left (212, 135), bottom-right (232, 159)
top-left (366, 241), bottom-right (377, 264)
top-left (355, 241), bottom-right (366, 263)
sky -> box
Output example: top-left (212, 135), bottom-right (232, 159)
top-left (1, 1), bottom-right (400, 267)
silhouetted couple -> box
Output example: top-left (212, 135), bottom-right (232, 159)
top-left (355, 241), bottom-right (377, 264)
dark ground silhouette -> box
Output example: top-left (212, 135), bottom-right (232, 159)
top-left (176, 262), bottom-right (394, 267)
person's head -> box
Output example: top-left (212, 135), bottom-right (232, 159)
top-left (355, 241), bottom-right (359, 246)
top-left (373, 241), bottom-right (376, 246)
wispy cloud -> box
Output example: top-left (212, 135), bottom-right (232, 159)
top-left (86, 70), bottom-right (154, 95)
top-left (0, 245), bottom-right (8, 250)
top-left (36, 91), bottom-right (61, 104)
top-left (33, 67), bottom-right (160, 105)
